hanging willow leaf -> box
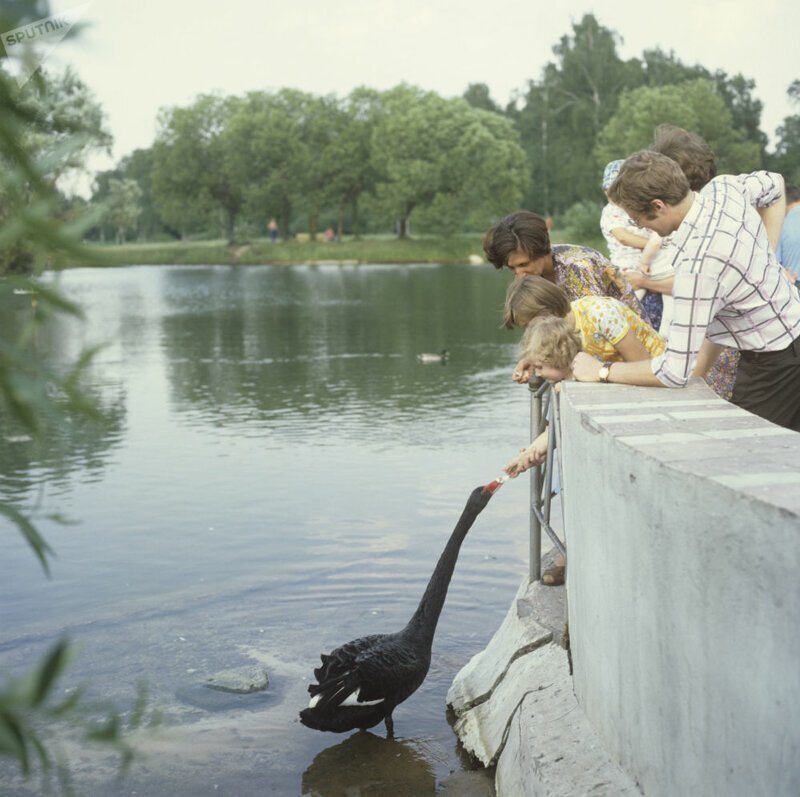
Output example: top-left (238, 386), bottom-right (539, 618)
top-left (0, 503), bottom-right (54, 575)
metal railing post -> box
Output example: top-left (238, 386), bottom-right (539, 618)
top-left (529, 376), bottom-right (545, 583)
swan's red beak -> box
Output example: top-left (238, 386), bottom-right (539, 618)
top-left (481, 474), bottom-right (509, 495)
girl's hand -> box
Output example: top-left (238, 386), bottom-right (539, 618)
top-left (512, 357), bottom-right (531, 383)
top-left (504, 433), bottom-right (549, 477)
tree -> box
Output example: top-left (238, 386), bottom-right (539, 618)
top-left (640, 48), bottom-right (710, 88)
top-left (0, 65), bottom-right (110, 272)
top-left (370, 86), bottom-right (528, 236)
top-left (595, 79), bottom-right (761, 178)
top-left (224, 89), bottom-right (311, 240)
top-left (767, 81), bottom-right (800, 185)
top-left (105, 177), bottom-right (142, 243)
top-left (152, 94), bottom-right (243, 242)
top-left (116, 148), bottom-right (164, 240)
top-left (512, 14), bottom-right (643, 214)
top-left (713, 72), bottom-right (768, 155)
top-left (462, 83), bottom-right (502, 114)
top-left (323, 87), bottom-right (382, 239)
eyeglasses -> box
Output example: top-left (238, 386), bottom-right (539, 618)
top-left (627, 213), bottom-right (644, 228)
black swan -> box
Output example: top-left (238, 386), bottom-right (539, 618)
top-left (299, 475), bottom-right (506, 737)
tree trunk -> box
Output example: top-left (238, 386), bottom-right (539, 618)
top-left (309, 207), bottom-right (319, 241)
top-left (224, 207), bottom-right (236, 245)
top-left (281, 203), bottom-right (291, 241)
top-left (352, 198), bottom-right (361, 240)
top-left (397, 217), bottom-right (409, 239)
top-left (337, 202), bottom-right (345, 241)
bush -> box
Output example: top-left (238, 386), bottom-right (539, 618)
top-left (557, 200), bottom-right (604, 244)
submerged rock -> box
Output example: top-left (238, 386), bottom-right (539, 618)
top-left (202, 665), bottom-right (269, 694)
top-left (175, 665), bottom-right (270, 711)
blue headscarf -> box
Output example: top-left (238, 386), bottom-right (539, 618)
top-left (602, 159), bottom-right (625, 191)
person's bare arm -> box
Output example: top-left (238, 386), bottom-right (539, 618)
top-left (638, 234), bottom-right (662, 273)
top-left (691, 339), bottom-right (723, 378)
top-left (614, 330), bottom-right (653, 362)
top-left (623, 270), bottom-right (674, 295)
top-left (504, 430), bottom-right (549, 477)
top-left (572, 352), bottom-right (665, 386)
top-left (611, 228), bottom-right (650, 250)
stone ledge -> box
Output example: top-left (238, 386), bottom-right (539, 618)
top-left (448, 578), bottom-right (554, 717)
top-left (494, 642), bottom-right (641, 797)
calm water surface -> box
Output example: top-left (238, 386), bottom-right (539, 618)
top-left (0, 263), bottom-right (534, 795)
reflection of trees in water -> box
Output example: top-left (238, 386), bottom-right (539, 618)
top-left (0, 297), bottom-right (127, 502)
top-left (301, 731), bottom-right (436, 797)
top-left (0, 394), bottom-right (126, 500)
top-left (159, 266), bottom-right (513, 427)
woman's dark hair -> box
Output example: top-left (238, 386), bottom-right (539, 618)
top-left (483, 211), bottom-right (551, 270)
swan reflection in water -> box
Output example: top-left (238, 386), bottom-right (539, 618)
top-left (301, 731), bottom-right (435, 796)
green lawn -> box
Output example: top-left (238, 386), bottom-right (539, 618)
top-left (58, 232), bottom-right (608, 268)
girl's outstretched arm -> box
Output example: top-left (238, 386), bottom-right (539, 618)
top-left (504, 430), bottom-right (549, 477)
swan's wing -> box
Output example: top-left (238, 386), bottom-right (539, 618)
top-left (354, 642), bottom-right (428, 703)
top-left (312, 634), bottom-right (384, 684)
top-left (307, 634), bottom-right (389, 711)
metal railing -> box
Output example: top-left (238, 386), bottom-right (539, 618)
top-left (528, 377), bottom-right (567, 583)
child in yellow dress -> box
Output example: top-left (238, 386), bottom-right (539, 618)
top-left (504, 274), bottom-right (665, 382)
top-left (503, 278), bottom-right (667, 478)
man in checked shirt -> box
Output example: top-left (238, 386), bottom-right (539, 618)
top-left (572, 150), bottom-right (800, 432)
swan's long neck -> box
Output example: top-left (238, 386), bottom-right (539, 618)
top-left (405, 495), bottom-right (484, 647)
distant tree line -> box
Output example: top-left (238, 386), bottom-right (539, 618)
top-left (79, 14), bottom-right (800, 244)
top-left (87, 86), bottom-right (529, 244)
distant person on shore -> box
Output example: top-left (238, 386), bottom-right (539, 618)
top-left (323, 226), bottom-right (336, 242)
top-left (267, 218), bottom-right (279, 243)
top-left (600, 158), bottom-right (664, 329)
top-left (777, 184), bottom-right (800, 285)
top-left (572, 151), bottom-right (800, 432)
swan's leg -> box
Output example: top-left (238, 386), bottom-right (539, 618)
top-left (384, 713), bottom-right (394, 738)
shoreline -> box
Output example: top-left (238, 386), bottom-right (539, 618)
top-left (57, 236), bottom-right (489, 269)
top-left (51, 233), bottom-right (606, 270)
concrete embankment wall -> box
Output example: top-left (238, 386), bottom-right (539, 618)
top-left (560, 379), bottom-right (800, 796)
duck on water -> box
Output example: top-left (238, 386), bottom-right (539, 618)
top-left (299, 476), bottom-right (507, 737)
top-left (416, 350), bottom-right (449, 364)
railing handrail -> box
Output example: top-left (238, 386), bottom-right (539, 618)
top-left (528, 378), bottom-right (567, 582)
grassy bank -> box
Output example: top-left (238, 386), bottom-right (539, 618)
top-left (59, 232), bottom-right (608, 268)
top-left (61, 235), bottom-right (488, 268)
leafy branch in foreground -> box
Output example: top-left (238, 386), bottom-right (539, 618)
top-left (0, 6), bottom-right (155, 787)
top-left (0, 640), bottom-right (160, 791)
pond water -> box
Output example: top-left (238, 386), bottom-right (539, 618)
top-left (0, 263), bottom-right (535, 796)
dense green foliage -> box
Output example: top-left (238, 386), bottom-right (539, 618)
top-left (86, 14), bottom-right (797, 245)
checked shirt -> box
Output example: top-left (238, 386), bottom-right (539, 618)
top-left (651, 172), bottom-right (800, 388)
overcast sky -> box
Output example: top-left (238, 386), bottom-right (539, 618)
top-left (38, 0), bottom-right (800, 173)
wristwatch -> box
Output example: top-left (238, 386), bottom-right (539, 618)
top-left (598, 362), bottom-right (613, 383)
